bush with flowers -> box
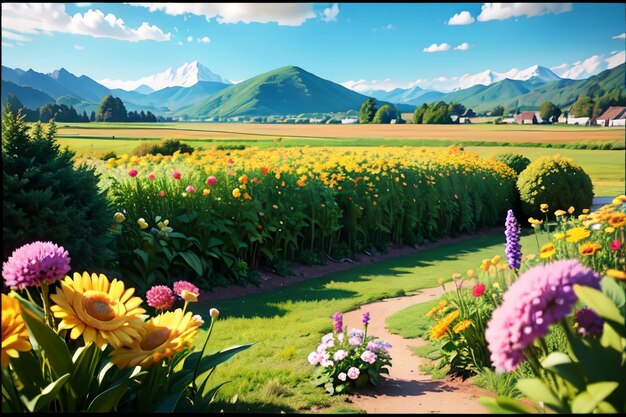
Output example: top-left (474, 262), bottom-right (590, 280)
top-left (1, 240), bottom-right (252, 413)
top-left (308, 311), bottom-right (392, 395)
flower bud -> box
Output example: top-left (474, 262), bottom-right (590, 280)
top-left (210, 308), bottom-right (220, 320)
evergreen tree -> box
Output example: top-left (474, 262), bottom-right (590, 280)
top-left (412, 103), bottom-right (428, 124)
top-left (358, 98), bottom-right (377, 124)
top-left (90, 111), bottom-right (96, 122)
top-left (96, 95), bottom-right (128, 122)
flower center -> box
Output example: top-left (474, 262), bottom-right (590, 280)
top-left (140, 327), bottom-right (171, 351)
top-left (83, 293), bottom-right (116, 322)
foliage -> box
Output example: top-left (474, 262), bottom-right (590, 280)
top-left (97, 95), bottom-right (128, 122)
top-left (132, 139), bottom-right (195, 157)
top-left (371, 103), bottom-right (398, 124)
top-left (412, 101), bottom-right (454, 124)
top-left (517, 155), bottom-right (593, 220)
top-left (127, 110), bottom-right (157, 123)
top-left (358, 98), bottom-right (377, 124)
top-left (491, 105), bottom-right (505, 117)
top-left (492, 153), bottom-right (531, 175)
top-left (569, 95), bottom-right (594, 118)
top-left (2, 106), bottom-right (113, 271)
top-left (539, 101), bottom-right (561, 123)
top-left (309, 312), bottom-right (392, 395)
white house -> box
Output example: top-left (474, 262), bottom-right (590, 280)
top-left (501, 117), bottom-right (516, 124)
top-left (596, 106), bottom-right (626, 127)
top-left (341, 117), bottom-right (359, 124)
top-left (514, 111), bottom-right (543, 124)
top-left (567, 114), bottom-right (591, 126)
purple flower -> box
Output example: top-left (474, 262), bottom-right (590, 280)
top-left (2, 241), bottom-right (71, 290)
top-left (146, 285), bottom-right (175, 311)
top-left (505, 209), bottom-right (522, 271)
top-left (366, 339), bottom-right (392, 353)
top-left (360, 350), bottom-right (377, 364)
top-left (485, 259), bottom-right (601, 372)
top-left (347, 367), bottom-right (360, 380)
top-left (173, 280), bottom-right (199, 298)
top-left (348, 328), bottom-right (365, 346)
top-left (333, 311), bottom-right (343, 333)
top-left (574, 307), bottom-right (603, 338)
top-left (362, 311), bottom-right (370, 326)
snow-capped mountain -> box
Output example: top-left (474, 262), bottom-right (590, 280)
top-left (98, 61), bottom-right (231, 92)
top-left (453, 65), bottom-right (561, 91)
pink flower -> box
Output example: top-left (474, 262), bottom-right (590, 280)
top-left (147, 173), bottom-right (155, 180)
top-left (172, 171), bottom-right (181, 180)
top-left (128, 169), bottom-right (138, 177)
top-left (610, 240), bottom-right (621, 251)
top-left (347, 367), bottom-right (360, 380)
top-left (186, 185), bottom-right (195, 194)
top-left (360, 350), bottom-right (377, 364)
top-left (333, 350), bottom-right (348, 361)
top-left (146, 285), bottom-right (176, 311)
top-left (472, 283), bottom-right (486, 297)
top-left (2, 241), bottom-right (71, 290)
top-left (173, 280), bottom-right (199, 298)
top-left (308, 351), bottom-right (320, 365)
top-left (338, 372), bottom-right (347, 381)
top-left (159, 191), bottom-right (166, 197)
top-left (206, 176), bottom-right (218, 186)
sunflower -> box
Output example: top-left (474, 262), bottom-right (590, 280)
top-left (607, 213), bottom-right (626, 228)
top-left (50, 272), bottom-right (146, 348)
top-left (2, 294), bottom-right (32, 368)
top-left (110, 308), bottom-right (204, 369)
top-left (565, 227), bottom-right (590, 243)
top-left (453, 320), bottom-right (473, 334)
top-left (540, 243), bottom-right (555, 259)
top-left (429, 310), bottom-right (459, 340)
top-left (579, 243), bottom-right (602, 256)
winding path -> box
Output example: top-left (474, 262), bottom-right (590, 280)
top-left (343, 286), bottom-right (493, 414)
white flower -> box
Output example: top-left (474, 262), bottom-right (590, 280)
top-left (321, 332), bottom-right (334, 344)
top-left (308, 351), bottom-right (319, 365)
top-left (347, 367), bottom-right (360, 380)
top-left (360, 350), bottom-right (378, 364)
top-left (333, 349), bottom-right (348, 361)
top-left (338, 372), bottom-right (347, 381)
top-left (321, 359), bottom-right (334, 367)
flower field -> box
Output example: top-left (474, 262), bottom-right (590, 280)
top-left (93, 146), bottom-right (516, 291)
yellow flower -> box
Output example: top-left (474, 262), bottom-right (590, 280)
top-left (425, 299), bottom-right (447, 318)
top-left (490, 255), bottom-right (501, 265)
top-left (582, 209), bottom-right (589, 214)
top-left (606, 269), bottom-right (626, 280)
top-left (608, 213), bottom-right (626, 228)
top-left (553, 233), bottom-right (565, 240)
top-left (50, 272), bottom-right (146, 348)
top-left (540, 242), bottom-right (555, 259)
top-left (479, 259), bottom-right (492, 271)
top-left (605, 226), bottom-right (615, 233)
top-left (540, 203), bottom-right (549, 213)
top-left (157, 219), bottom-right (169, 230)
top-left (181, 289), bottom-right (198, 303)
top-left (232, 188), bottom-right (241, 198)
top-left (137, 218), bottom-right (149, 229)
top-left (113, 212), bottom-right (126, 223)
top-left (430, 311), bottom-right (459, 340)
top-left (492, 282), bottom-right (501, 289)
top-left (203, 188), bottom-right (211, 196)
top-left (612, 195), bottom-right (626, 205)
top-left (578, 214), bottom-right (588, 221)
top-left (2, 293), bottom-right (32, 368)
top-left (528, 217), bottom-right (543, 226)
top-left (568, 206), bottom-right (575, 214)
top-left (579, 243), bottom-right (602, 256)
top-left (565, 227), bottom-right (590, 243)
top-left (466, 269), bottom-right (476, 278)
top-left (554, 209), bottom-right (567, 217)
top-left (437, 277), bottom-right (444, 285)
top-left (110, 309), bottom-right (203, 369)
top-left (453, 320), bottom-right (473, 334)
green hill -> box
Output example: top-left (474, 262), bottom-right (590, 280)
top-left (1, 80), bottom-right (55, 109)
top-left (180, 66), bottom-right (370, 118)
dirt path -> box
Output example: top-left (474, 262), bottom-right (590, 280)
top-left (343, 287), bottom-right (493, 414)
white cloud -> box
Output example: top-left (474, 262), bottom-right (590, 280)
top-left (477, 3), bottom-right (572, 22)
top-left (612, 33), bottom-right (625, 39)
top-left (1, 3), bottom-right (171, 42)
top-left (606, 51), bottom-right (625, 69)
top-left (74, 3), bottom-right (92, 7)
top-left (1, 30), bottom-right (30, 41)
top-left (550, 63), bottom-right (568, 71)
top-left (554, 50), bottom-right (625, 79)
top-left (73, 44), bottom-right (84, 50)
top-left (130, 3), bottom-right (317, 26)
top-left (177, 41), bottom-right (183, 46)
top-left (197, 36), bottom-right (211, 43)
top-left (187, 35), bottom-right (193, 42)
top-left (384, 23), bottom-right (395, 30)
top-left (453, 42), bottom-right (470, 51)
top-left (341, 78), bottom-right (423, 93)
top-left (448, 11), bottom-right (475, 25)
top-left (174, 27), bottom-right (179, 32)
top-left (2, 41), bottom-right (14, 47)
top-left (321, 3), bottom-right (339, 22)
top-left (423, 43), bottom-right (450, 53)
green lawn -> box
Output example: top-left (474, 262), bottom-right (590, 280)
top-left (189, 231), bottom-right (548, 413)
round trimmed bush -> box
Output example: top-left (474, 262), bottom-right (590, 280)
top-left (517, 155), bottom-right (593, 219)
top-left (493, 153), bottom-right (531, 175)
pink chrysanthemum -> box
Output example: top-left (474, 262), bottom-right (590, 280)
top-left (128, 169), bottom-right (138, 177)
top-left (485, 259), bottom-right (601, 372)
top-left (172, 171), bottom-right (181, 180)
top-left (186, 185), bottom-right (195, 194)
top-left (145, 285), bottom-right (176, 311)
top-left (206, 176), bottom-right (218, 186)
top-left (2, 241), bottom-right (71, 290)
top-left (172, 280), bottom-right (199, 298)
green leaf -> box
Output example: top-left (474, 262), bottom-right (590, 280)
top-left (571, 382), bottom-right (619, 413)
top-left (573, 284), bottom-right (624, 325)
top-left (541, 352), bottom-right (585, 391)
top-left (17, 298), bottom-right (73, 377)
top-left (21, 373), bottom-right (70, 412)
top-left (516, 378), bottom-right (565, 412)
top-left (133, 248), bottom-right (149, 268)
top-left (177, 251), bottom-right (204, 276)
top-left (600, 276), bottom-right (625, 312)
top-left (193, 343), bottom-right (254, 390)
top-left (86, 381), bottom-right (130, 412)
top-left (478, 396), bottom-right (534, 414)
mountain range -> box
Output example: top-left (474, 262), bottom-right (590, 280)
top-left (1, 61), bottom-right (624, 119)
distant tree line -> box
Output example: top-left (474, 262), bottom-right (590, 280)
top-left (569, 87), bottom-right (625, 118)
top-left (412, 101), bottom-right (470, 124)
top-left (358, 98), bottom-right (405, 124)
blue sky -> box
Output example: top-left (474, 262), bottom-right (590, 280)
top-left (2, 3), bottom-right (625, 92)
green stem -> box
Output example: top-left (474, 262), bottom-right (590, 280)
top-left (40, 283), bottom-right (54, 330)
top-left (193, 316), bottom-right (217, 391)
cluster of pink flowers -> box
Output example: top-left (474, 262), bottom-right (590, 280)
top-left (2, 241), bottom-right (71, 290)
top-left (173, 280), bottom-right (199, 298)
top-left (146, 280), bottom-right (200, 311)
top-left (485, 259), bottom-right (601, 372)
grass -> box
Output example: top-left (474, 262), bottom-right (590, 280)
top-left (187, 230), bottom-right (549, 413)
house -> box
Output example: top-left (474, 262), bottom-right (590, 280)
top-left (567, 114), bottom-right (591, 126)
top-left (459, 117), bottom-right (472, 124)
top-left (450, 115), bottom-right (459, 123)
top-left (514, 111), bottom-right (542, 124)
top-left (309, 117), bottom-right (324, 124)
top-left (341, 117), bottom-right (358, 124)
top-left (501, 117), bottom-right (516, 124)
top-left (596, 106), bottom-right (626, 127)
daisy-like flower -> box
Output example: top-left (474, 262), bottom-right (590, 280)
top-left (2, 293), bottom-right (32, 368)
top-left (50, 272), bottom-right (146, 348)
top-left (540, 242), bottom-right (555, 259)
top-left (608, 213), bottom-right (626, 227)
top-left (579, 243), bottom-right (602, 256)
top-left (565, 227), bottom-right (590, 243)
top-left (110, 308), bottom-right (204, 369)
top-left (430, 310), bottom-right (459, 340)
top-left (453, 320), bottom-right (472, 334)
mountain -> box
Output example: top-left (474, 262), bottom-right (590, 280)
top-left (134, 84), bottom-right (154, 94)
top-left (180, 66), bottom-right (371, 118)
top-left (453, 65), bottom-right (561, 91)
top-left (1, 80), bottom-right (55, 109)
top-left (367, 86), bottom-right (445, 106)
top-left (141, 81), bottom-right (230, 110)
top-left (48, 68), bottom-right (110, 103)
top-left (97, 61), bottom-right (231, 92)
top-left (441, 79), bottom-right (534, 110)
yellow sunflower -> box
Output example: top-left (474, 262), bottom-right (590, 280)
top-left (453, 320), bottom-right (473, 334)
top-left (540, 243), bottom-right (555, 259)
top-left (430, 310), bottom-right (459, 340)
top-left (110, 308), bottom-right (204, 369)
top-left (50, 272), bottom-right (146, 348)
top-left (565, 227), bottom-right (590, 243)
top-left (608, 213), bottom-right (626, 228)
top-left (2, 294), bottom-right (32, 368)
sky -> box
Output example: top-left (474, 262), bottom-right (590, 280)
top-left (2, 3), bottom-right (625, 92)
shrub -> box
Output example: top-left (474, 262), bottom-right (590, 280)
top-left (493, 153), bottom-right (531, 175)
top-left (132, 139), bottom-right (194, 156)
top-left (2, 108), bottom-right (113, 271)
top-left (215, 144), bottom-right (246, 151)
top-left (517, 155), bottom-right (593, 220)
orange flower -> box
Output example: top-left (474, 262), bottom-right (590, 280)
top-left (540, 243), bottom-right (555, 259)
top-left (608, 213), bottom-right (626, 228)
top-left (606, 269), bottom-right (626, 280)
top-left (554, 209), bottom-right (567, 217)
top-left (579, 243), bottom-right (602, 256)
